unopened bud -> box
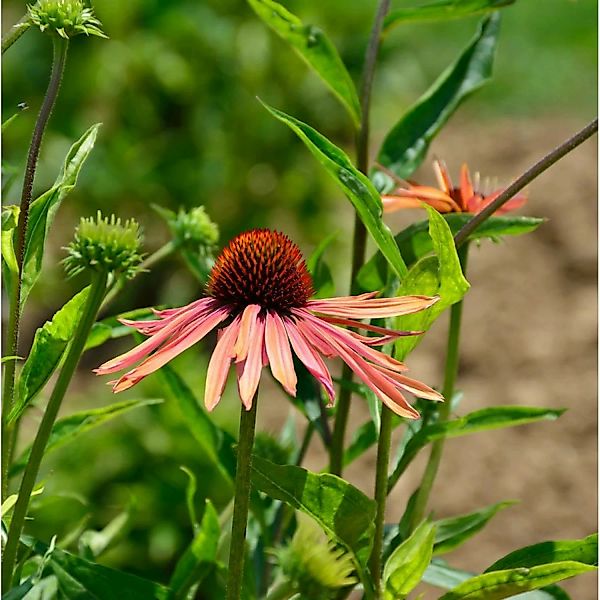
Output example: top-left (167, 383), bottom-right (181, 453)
top-left (25, 0), bottom-right (107, 39)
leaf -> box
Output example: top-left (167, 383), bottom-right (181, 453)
top-left (1, 205), bottom-right (20, 297)
top-left (343, 414), bottom-right (402, 467)
top-left (261, 101), bottom-right (408, 280)
top-left (383, 521), bottom-right (436, 599)
top-left (358, 214), bottom-right (544, 291)
top-left (9, 287), bottom-right (91, 425)
top-left (250, 454), bottom-right (376, 593)
top-left (393, 205), bottom-right (469, 361)
top-left (248, 0), bottom-right (361, 125)
top-left (388, 406), bottom-right (565, 492)
top-left (438, 562), bottom-right (596, 600)
top-left (485, 534), bottom-right (598, 572)
top-left (384, 0), bottom-right (513, 32)
top-left (306, 232), bottom-right (337, 298)
top-left (1, 486), bottom-right (44, 519)
top-left (433, 501), bottom-right (516, 555)
top-left (423, 561), bottom-right (473, 588)
top-left (84, 307), bottom-right (155, 351)
top-left (78, 504), bottom-right (134, 560)
top-left (168, 501), bottom-right (220, 600)
top-left (10, 399), bottom-right (162, 477)
top-left (375, 15), bottom-right (500, 181)
top-left (21, 123), bottom-right (100, 306)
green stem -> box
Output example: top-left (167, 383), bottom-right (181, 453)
top-left (1, 14), bottom-right (29, 54)
top-left (369, 405), bottom-right (393, 596)
top-left (329, 0), bottom-right (391, 477)
top-left (407, 244), bottom-right (469, 532)
top-left (226, 393), bottom-right (259, 600)
top-left (2, 36), bottom-right (69, 501)
top-left (2, 271), bottom-right (108, 590)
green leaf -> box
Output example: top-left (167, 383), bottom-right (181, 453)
top-left (1, 205), bottom-right (20, 297)
top-left (84, 307), bottom-right (155, 351)
top-left (358, 214), bottom-right (544, 291)
top-left (10, 399), bottom-right (161, 477)
top-left (393, 206), bottom-right (469, 361)
top-left (485, 534), bottom-right (598, 572)
top-left (248, 0), bottom-right (361, 125)
top-left (78, 504), bottom-right (134, 560)
top-left (261, 101), bottom-right (408, 280)
top-left (2, 103), bottom-right (28, 133)
top-left (306, 232), bottom-right (337, 298)
top-left (376, 15), bottom-right (500, 180)
top-left (168, 500), bottom-right (220, 600)
top-left (9, 287), bottom-right (91, 425)
top-left (388, 406), bottom-right (565, 492)
top-left (433, 501), bottom-right (516, 555)
top-left (21, 123), bottom-right (100, 306)
top-left (384, 0), bottom-right (513, 32)
top-left (383, 521), bottom-right (436, 600)
top-left (438, 562), bottom-right (595, 600)
top-left (250, 454), bottom-right (376, 594)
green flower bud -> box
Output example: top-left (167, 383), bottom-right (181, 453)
top-left (275, 515), bottom-right (357, 599)
top-left (63, 211), bottom-right (143, 278)
top-left (154, 204), bottom-right (219, 251)
top-left (25, 0), bottom-right (107, 39)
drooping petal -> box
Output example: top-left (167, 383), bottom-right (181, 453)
top-left (237, 314), bottom-right (266, 409)
top-left (474, 189), bottom-right (528, 215)
top-left (372, 364), bottom-right (443, 402)
top-left (306, 295), bottom-right (439, 319)
top-left (264, 311), bottom-right (297, 396)
top-left (234, 304), bottom-right (262, 362)
top-left (319, 315), bottom-right (422, 338)
top-left (388, 185), bottom-right (460, 212)
top-left (433, 159), bottom-right (453, 195)
top-left (382, 194), bottom-right (425, 211)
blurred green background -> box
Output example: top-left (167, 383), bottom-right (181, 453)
top-left (2, 0), bottom-right (597, 586)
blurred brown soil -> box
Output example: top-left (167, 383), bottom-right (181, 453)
top-left (259, 116), bottom-right (598, 598)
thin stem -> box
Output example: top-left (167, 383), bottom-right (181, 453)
top-left (369, 405), bottom-right (393, 596)
top-left (329, 0), bottom-right (391, 477)
top-left (407, 244), bottom-right (469, 532)
top-left (454, 118), bottom-right (598, 247)
top-left (2, 14), bottom-right (29, 54)
top-left (2, 36), bottom-right (69, 500)
top-left (2, 272), bottom-right (108, 590)
top-left (226, 394), bottom-right (259, 600)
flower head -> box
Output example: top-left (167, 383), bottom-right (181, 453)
top-left (25, 0), bottom-right (106, 39)
top-left (95, 229), bottom-right (442, 418)
top-left (382, 160), bottom-right (527, 216)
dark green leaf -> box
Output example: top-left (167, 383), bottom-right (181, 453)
top-left (384, 0), bottom-right (513, 32)
top-left (376, 15), bottom-right (500, 180)
top-left (10, 399), bottom-right (162, 477)
top-left (434, 501), bottom-right (516, 555)
top-left (383, 521), bottom-right (436, 599)
top-left (261, 102), bottom-right (408, 279)
top-left (9, 288), bottom-right (91, 425)
top-left (21, 124), bottom-right (100, 306)
top-left (85, 307), bottom-right (155, 351)
top-left (250, 454), bottom-right (376, 593)
top-left (248, 0), bottom-right (361, 125)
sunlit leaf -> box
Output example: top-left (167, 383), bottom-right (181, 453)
top-left (248, 0), bottom-right (361, 125)
top-left (1, 205), bottom-right (20, 297)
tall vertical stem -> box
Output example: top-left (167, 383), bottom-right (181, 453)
top-left (408, 244), bottom-right (469, 531)
top-left (226, 393), bottom-right (259, 600)
top-left (329, 0), bottom-right (392, 476)
top-left (2, 272), bottom-right (108, 590)
top-left (2, 36), bottom-right (69, 499)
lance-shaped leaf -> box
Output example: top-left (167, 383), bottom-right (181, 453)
top-left (78, 503), bottom-right (135, 560)
top-left (9, 287), bottom-right (91, 425)
top-left (383, 521), bottom-right (436, 600)
top-left (393, 205), bottom-right (469, 361)
top-left (1, 204), bottom-right (20, 298)
top-left (10, 399), bottom-right (162, 477)
top-left (262, 102), bottom-right (407, 279)
top-left (375, 15), bottom-right (499, 182)
top-left (358, 214), bottom-right (544, 291)
top-left (21, 123), bottom-right (100, 306)
top-left (248, 0), bottom-right (360, 125)
top-left (384, 0), bottom-right (513, 33)
top-left (251, 454), bottom-right (376, 594)
top-left (388, 406), bottom-right (565, 493)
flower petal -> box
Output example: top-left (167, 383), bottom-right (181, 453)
top-left (265, 311), bottom-right (297, 396)
top-left (234, 304), bottom-right (262, 362)
top-left (459, 163), bottom-right (474, 210)
top-left (237, 314), bottom-right (265, 409)
top-left (307, 295), bottom-right (439, 319)
top-left (433, 159), bottom-right (453, 195)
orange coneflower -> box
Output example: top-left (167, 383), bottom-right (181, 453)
top-left (382, 160), bottom-right (527, 215)
top-left (95, 229), bottom-right (443, 418)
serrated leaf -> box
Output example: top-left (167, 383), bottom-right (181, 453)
top-left (376, 15), bottom-right (500, 181)
top-left (10, 399), bottom-right (161, 477)
top-left (261, 101), bottom-right (408, 280)
top-left (21, 123), bottom-right (100, 306)
top-left (9, 287), bottom-right (91, 425)
top-left (250, 454), bottom-right (376, 595)
top-left (384, 0), bottom-right (513, 32)
top-left (248, 0), bottom-right (361, 125)
top-left (383, 521), bottom-right (436, 599)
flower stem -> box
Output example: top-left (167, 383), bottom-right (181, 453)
top-left (1, 271), bottom-right (108, 590)
top-left (329, 0), bottom-right (391, 477)
top-left (1, 14), bottom-right (29, 54)
top-left (369, 405), bottom-right (393, 596)
top-left (407, 244), bottom-right (469, 532)
top-left (226, 393), bottom-right (259, 600)
top-left (2, 36), bottom-right (69, 501)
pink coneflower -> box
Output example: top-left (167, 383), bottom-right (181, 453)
top-left (382, 160), bottom-right (527, 215)
top-left (95, 229), bottom-right (443, 418)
